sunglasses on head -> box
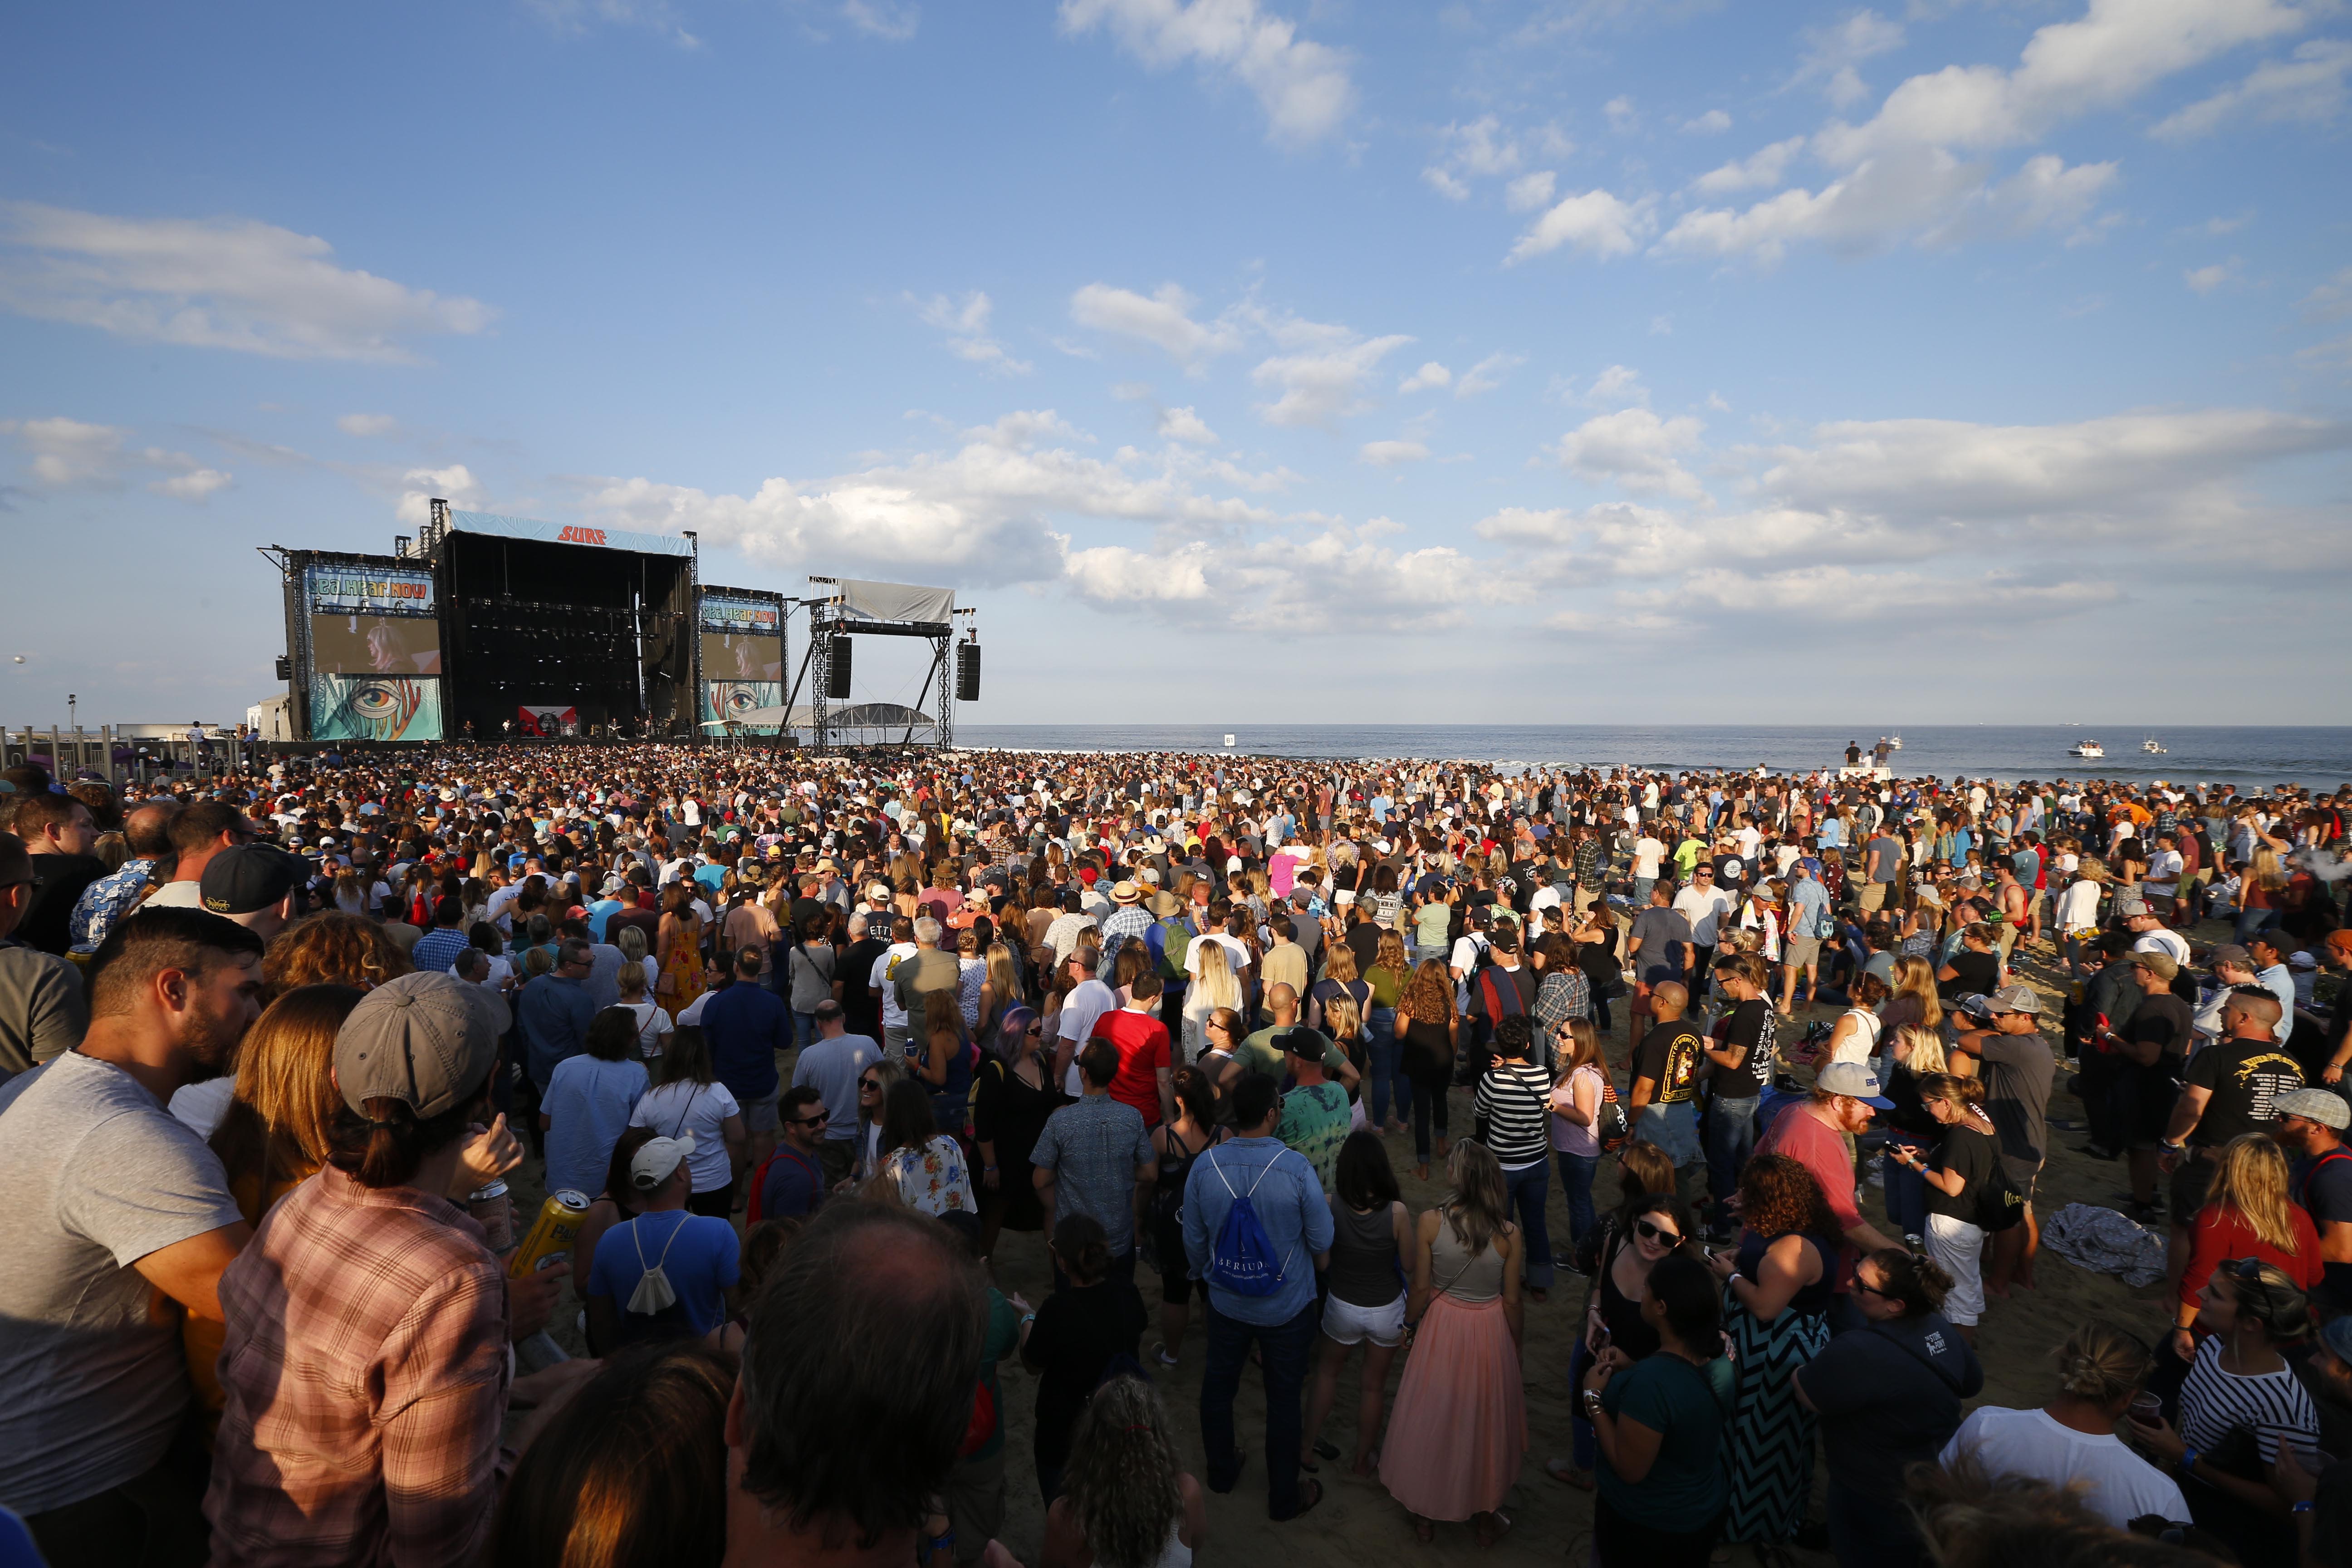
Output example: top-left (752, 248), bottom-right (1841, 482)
top-left (1634, 1217), bottom-right (1681, 1245)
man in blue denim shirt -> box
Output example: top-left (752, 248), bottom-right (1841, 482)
top-left (1181, 1072), bottom-right (1335, 1520)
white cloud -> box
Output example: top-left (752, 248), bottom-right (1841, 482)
top-left (1455, 351), bottom-right (1524, 398)
top-left (911, 290), bottom-right (1032, 374)
top-left (1690, 136), bottom-right (1806, 196)
top-left (1549, 407), bottom-right (1707, 497)
top-left (1683, 109), bottom-right (1733, 133)
top-left (1058, 0), bottom-right (1355, 144)
top-left (2150, 37), bottom-right (2352, 141)
top-left (1157, 405), bottom-right (1219, 444)
top-left (1250, 332), bottom-right (1413, 427)
top-left (522, 0), bottom-right (700, 48)
top-left (1819, 0), bottom-right (2309, 164)
top-left (1398, 361), bottom-right (1453, 393)
top-left (396, 464), bottom-right (486, 528)
top-left (2304, 266), bottom-right (2352, 321)
top-left (1584, 363), bottom-right (1648, 407)
top-left (1068, 282), bottom-right (1245, 368)
top-left (151, 468), bottom-right (233, 500)
top-left (1423, 167), bottom-right (1472, 201)
top-left (0, 201), bottom-right (495, 362)
top-left (1604, 94), bottom-right (1636, 131)
top-left (3, 415), bottom-right (233, 501)
top-left (338, 413), bottom-right (398, 437)
top-left (840, 0), bottom-right (919, 39)
top-left (1506, 171), bottom-right (1558, 211)
top-left (1360, 439), bottom-right (1430, 466)
top-left (2185, 259), bottom-right (2239, 293)
top-left (1792, 10), bottom-right (1906, 109)
top-left (1506, 187), bottom-right (1655, 263)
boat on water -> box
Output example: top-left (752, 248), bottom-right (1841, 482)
top-left (2142, 737), bottom-right (2167, 754)
top-left (1886, 734), bottom-right (1902, 750)
top-left (2069, 739), bottom-right (2106, 759)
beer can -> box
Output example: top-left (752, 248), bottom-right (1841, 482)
top-left (508, 1190), bottom-right (590, 1277)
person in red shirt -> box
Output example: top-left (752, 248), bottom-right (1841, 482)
top-left (1756, 1060), bottom-right (1905, 1318)
top-left (1090, 973), bottom-right (1174, 1127)
top-left (2169, 1131), bottom-right (2323, 1363)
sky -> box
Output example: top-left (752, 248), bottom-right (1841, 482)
top-left (4, 0), bottom-right (2348, 729)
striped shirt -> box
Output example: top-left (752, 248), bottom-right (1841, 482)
top-left (2180, 1331), bottom-right (2319, 1465)
top-left (1475, 1059), bottom-right (1553, 1168)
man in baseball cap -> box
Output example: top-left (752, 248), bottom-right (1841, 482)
top-left (1953, 980), bottom-right (2056, 1295)
top-left (333, 970), bottom-right (502, 1121)
top-left (200, 843), bottom-right (306, 941)
top-left (2272, 1087), bottom-right (2352, 1312)
top-left (1754, 1058), bottom-right (1905, 1290)
top-left (587, 1131), bottom-right (740, 1348)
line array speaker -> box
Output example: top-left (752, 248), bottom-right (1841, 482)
top-left (956, 643), bottom-right (981, 702)
top-left (826, 636), bottom-right (853, 698)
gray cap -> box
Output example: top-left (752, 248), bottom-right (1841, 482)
top-left (1815, 1060), bottom-right (1894, 1109)
top-left (2274, 1088), bottom-right (2352, 1132)
top-left (1987, 983), bottom-right (2043, 1016)
top-left (2207, 943), bottom-right (2254, 970)
top-left (333, 971), bottom-right (500, 1118)
top-left (2111, 890), bottom-right (2149, 919)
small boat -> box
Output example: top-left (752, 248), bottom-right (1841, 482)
top-left (2069, 739), bottom-right (2106, 759)
top-left (2142, 737), bottom-right (2166, 754)
top-left (1886, 734), bottom-right (1902, 750)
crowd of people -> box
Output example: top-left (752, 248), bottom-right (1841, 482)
top-left (0, 740), bottom-right (2348, 1568)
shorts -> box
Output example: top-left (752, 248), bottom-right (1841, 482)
top-left (1322, 1290), bottom-right (1407, 1347)
top-left (1785, 935), bottom-right (1823, 967)
top-left (1858, 882), bottom-right (1889, 911)
top-left (740, 1089), bottom-right (780, 1134)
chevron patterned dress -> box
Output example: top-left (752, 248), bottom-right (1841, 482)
top-left (1720, 1238), bottom-right (1832, 1544)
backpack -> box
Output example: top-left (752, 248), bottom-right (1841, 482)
top-left (1152, 916), bottom-right (1192, 982)
top-left (1594, 1075), bottom-right (1632, 1153)
top-left (1202, 1152), bottom-right (1295, 1297)
top-left (1976, 1158), bottom-right (2026, 1233)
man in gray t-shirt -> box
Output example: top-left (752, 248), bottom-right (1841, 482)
top-left (0, 908), bottom-right (261, 1538)
top-left (789, 1003), bottom-right (881, 1186)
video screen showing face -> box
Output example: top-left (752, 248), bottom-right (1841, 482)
top-left (312, 613), bottom-right (443, 676)
top-left (700, 631), bottom-right (783, 683)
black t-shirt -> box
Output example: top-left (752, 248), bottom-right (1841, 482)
top-left (838, 936), bottom-right (890, 1034)
top-left (1024, 1277), bottom-right (1148, 1471)
top-left (1937, 950), bottom-right (2000, 1003)
top-left (1716, 999), bottom-right (1776, 1098)
top-left (1633, 1020), bottom-right (1704, 1106)
top-left (2184, 1036), bottom-right (2306, 1149)
top-left (1344, 920), bottom-right (1382, 978)
top-left (1926, 1122), bottom-right (2000, 1221)
top-left (2123, 993), bottom-right (2193, 1068)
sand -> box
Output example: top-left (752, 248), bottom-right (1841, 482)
top-left (516, 922), bottom-right (2191, 1565)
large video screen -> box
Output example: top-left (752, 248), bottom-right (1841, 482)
top-left (309, 674), bottom-right (445, 742)
top-left (312, 613), bottom-right (442, 676)
top-left (699, 631), bottom-right (784, 683)
top-left (699, 593), bottom-right (783, 683)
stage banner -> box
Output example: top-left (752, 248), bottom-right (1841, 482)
top-left (834, 579), bottom-right (954, 626)
top-left (304, 565), bottom-right (436, 617)
top-left (698, 594), bottom-right (781, 635)
top-left (447, 509), bottom-right (694, 557)
top-left (308, 674), bottom-right (444, 742)
top-left (700, 680), bottom-right (785, 733)
top-left (515, 705), bottom-right (580, 738)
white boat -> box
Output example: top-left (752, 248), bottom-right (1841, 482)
top-left (2142, 737), bottom-right (2166, 754)
top-left (1886, 734), bottom-right (1902, 750)
top-left (2069, 739), bottom-right (2106, 759)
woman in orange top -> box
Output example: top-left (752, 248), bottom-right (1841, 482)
top-left (657, 882), bottom-right (707, 1011)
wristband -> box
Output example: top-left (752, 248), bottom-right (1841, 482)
top-left (2179, 1448), bottom-right (2199, 1475)
top-left (2297, 1500), bottom-right (2315, 1514)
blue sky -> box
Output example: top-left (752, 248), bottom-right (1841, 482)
top-left (5, 0), bottom-right (2347, 727)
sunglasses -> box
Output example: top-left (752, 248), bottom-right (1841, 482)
top-left (1026, 1024), bottom-right (1044, 1035)
top-left (859, 1078), bottom-right (882, 1091)
top-left (1634, 1217), bottom-right (1682, 1245)
top-left (789, 1112), bottom-right (829, 1127)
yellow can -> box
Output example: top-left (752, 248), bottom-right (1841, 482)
top-left (508, 1189), bottom-right (590, 1277)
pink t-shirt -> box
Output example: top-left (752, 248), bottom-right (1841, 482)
top-left (1756, 1100), bottom-right (1860, 1292)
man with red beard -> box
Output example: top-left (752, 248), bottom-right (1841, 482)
top-left (0, 907), bottom-right (265, 1568)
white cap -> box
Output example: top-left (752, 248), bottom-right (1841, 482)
top-left (630, 1133), bottom-right (696, 1191)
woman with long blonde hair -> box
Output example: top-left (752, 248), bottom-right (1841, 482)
top-left (1882, 953), bottom-right (1944, 1039)
top-left (2168, 1132), bottom-right (2320, 1364)
top-left (1380, 1139), bottom-right (1525, 1547)
top-left (1181, 939), bottom-right (1241, 1062)
top-left (982, 940), bottom-right (1024, 1035)
top-left (1364, 927), bottom-right (1413, 1134)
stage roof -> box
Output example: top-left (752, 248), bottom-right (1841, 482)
top-left (447, 510), bottom-right (693, 558)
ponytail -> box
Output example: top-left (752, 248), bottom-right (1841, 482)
top-left (327, 1090), bottom-right (483, 1189)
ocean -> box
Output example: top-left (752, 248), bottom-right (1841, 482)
top-left (954, 725), bottom-right (2352, 790)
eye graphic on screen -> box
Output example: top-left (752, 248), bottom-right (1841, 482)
top-left (715, 682), bottom-right (761, 717)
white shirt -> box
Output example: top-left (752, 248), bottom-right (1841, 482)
top-left (870, 941), bottom-right (919, 1029)
top-left (1184, 932), bottom-right (1250, 979)
top-left (145, 881), bottom-right (204, 909)
top-left (1057, 978), bottom-right (1122, 1095)
top-left (1632, 837), bottom-right (1666, 878)
top-left (1672, 885), bottom-right (1734, 946)
top-left (629, 1080), bottom-right (740, 1192)
top-left (1940, 1407), bottom-right (2188, 1529)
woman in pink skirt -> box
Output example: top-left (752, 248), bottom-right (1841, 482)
top-left (1379, 1139), bottom-right (1527, 1547)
